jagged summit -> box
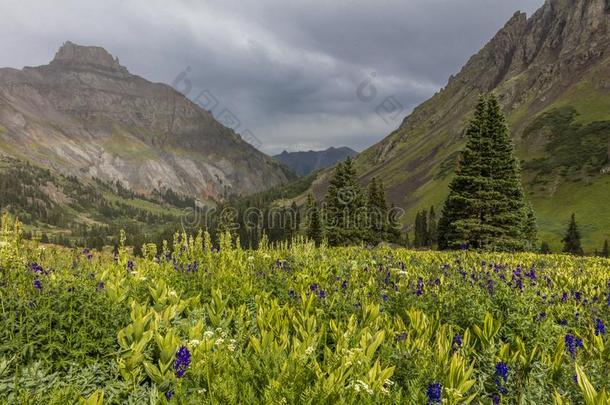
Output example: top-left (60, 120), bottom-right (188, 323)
top-left (0, 41), bottom-right (292, 200)
top-left (50, 41), bottom-right (129, 74)
top-left (299, 0), bottom-right (610, 250)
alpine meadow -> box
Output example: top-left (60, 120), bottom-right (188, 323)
top-left (0, 0), bottom-right (609, 404)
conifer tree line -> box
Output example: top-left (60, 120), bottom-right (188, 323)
top-left (304, 157), bottom-right (402, 247)
top-left (411, 207), bottom-right (438, 248)
top-left (214, 95), bottom-right (605, 255)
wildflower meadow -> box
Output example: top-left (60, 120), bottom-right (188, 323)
top-left (1, 214), bottom-right (609, 404)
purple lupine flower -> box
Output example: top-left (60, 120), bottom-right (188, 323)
top-left (492, 393), bottom-right (501, 405)
top-left (174, 345), bottom-right (191, 378)
top-left (487, 279), bottom-right (495, 295)
top-left (309, 283), bottom-right (318, 292)
top-left (341, 280), bottom-right (348, 290)
top-left (33, 279), bottom-right (42, 290)
top-left (126, 260), bottom-right (134, 272)
top-left (427, 382), bottom-right (442, 404)
top-left (565, 334), bottom-right (581, 358)
top-left (318, 289), bottom-right (327, 298)
top-left (515, 278), bottom-right (523, 291)
top-left (165, 390), bottom-right (174, 400)
top-left (415, 277), bottom-right (424, 296)
top-left (452, 334), bottom-right (462, 349)
top-left (534, 312), bottom-right (546, 322)
top-left (288, 289), bottom-right (297, 299)
top-left (595, 319), bottom-right (606, 336)
top-left (29, 263), bottom-right (44, 274)
top-left (495, 362), bottom-right (509, 384)
top-left (97, 281), bottom-right (105, 291)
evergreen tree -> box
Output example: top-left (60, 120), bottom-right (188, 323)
top-left (414, 210), bottom-right (429, 248)
top-left (217, 202), bottom-right (239, 241)
top-left (438, 94), bottom-right (532, 251)
top-left (305, 194), bottom-right (323, 246)
top-left (414, 211), bottom-right (423, 247)
top-left (291, 201), bottom-right (300, 233)
top-left (562, 214), bottom-right (583, 255)
top-left (420, 210), bottom-right (428, 247)
top-left (387, 203), bottom-right (403, 244)
top-left (427, 206), bottom-right (438, 248)
top-left (366, 177), bottom-right (388, 245)
top-left (324, 157), bottom-right (366, 245)
top-left (602, 239), bottom-right (609, 258)
top-left (523, 202), bottom-right (538, 250)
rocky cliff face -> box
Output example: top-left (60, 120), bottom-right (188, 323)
top-left (0, 41), bottom-right (291, 200)
top-left (306, 0), bottom-right (610, 249)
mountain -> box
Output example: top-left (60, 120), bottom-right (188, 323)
top-left (304, 0), bottom-right (610, 251)
top-left (273, 147), bottom-right (358, 176)
top-left (0, 41), bottom-right (292, 201)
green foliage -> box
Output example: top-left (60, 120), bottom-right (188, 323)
top-left (439, 94), bottom-right (536, 251)
top-left (305, 194), bottom-right (323, 246)
top-left (1, 215), bottom-right (610, 404)
top-left (523, 106), bottom-right (610, 181)
top-left (324, 157), bottom-right (367, 246)
top-left (562, 214), bottom-right (584, 255)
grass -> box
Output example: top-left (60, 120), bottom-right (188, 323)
top-left (532, 176), bottom-right (610, 252)
top-left (2, 217), bottom-right (609, 404)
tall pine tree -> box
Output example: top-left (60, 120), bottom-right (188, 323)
top-left (428, 206), bottom-right (438, 248)
top-left (305, 194), bottom-right (323, 246)
top-left (366, 177), bottom-right (389, 245)
top-left (602, 239), bottom-right (609, 258)
top-left (438, 94), bottom-right (533, 251)
top-left (562, 214), bottom-right (583, 255)
top-left (324, 157), bottom-right (366, 245)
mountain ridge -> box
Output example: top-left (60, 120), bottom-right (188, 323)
top-left (0, 41), bottom-right (292, 201)
top-left (273, 146), bottom-right (358, 176)
top-left (302, 0), bottom-right (610, 251)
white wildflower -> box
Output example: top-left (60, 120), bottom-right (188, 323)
top-left (189, 339), bottom-right (201, 347)
top-left (305, 346), bottom-right (315, 356)
top-left (203, 331), bottom-right (214, 339)
top-left (214, 338), bottom-right (224, 346)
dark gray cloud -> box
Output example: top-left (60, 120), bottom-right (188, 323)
top-left (0, 0), bottom-right (543, 154)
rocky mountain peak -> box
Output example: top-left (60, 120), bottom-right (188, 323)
top-left (50, 41), bottom-right (128, 74)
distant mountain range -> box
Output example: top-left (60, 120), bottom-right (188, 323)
top-left (300, 0), bottom-right (610, 251)
top-left (273, 147), bottom-right (357, 176)
top-left (0, 41), bottom-right (292, 201)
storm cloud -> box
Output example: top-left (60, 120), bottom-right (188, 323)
top-left (0, 0), bottom-right (543, 154)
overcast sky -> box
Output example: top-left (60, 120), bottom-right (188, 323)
top-left (0, 0), bottom-right (544, 154)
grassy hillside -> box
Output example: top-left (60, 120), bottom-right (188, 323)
top-left (0, 156), bottom-right (191, 249)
